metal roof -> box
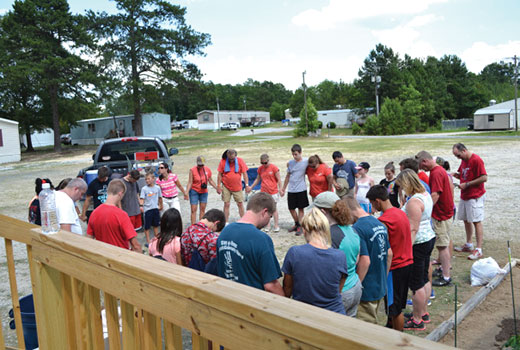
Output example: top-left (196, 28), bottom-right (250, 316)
top-left (474, 98), bottom-right (520, 115)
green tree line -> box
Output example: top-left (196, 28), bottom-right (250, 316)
top-left (0, 1), bottom-right (517, 150)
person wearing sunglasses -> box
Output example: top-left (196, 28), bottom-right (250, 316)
top-left (156, 162), bottom-right (187, 216)
top-left (186, 156), bottom-right (219, 224)
top-left (246, 154), bottom-right (282, 233)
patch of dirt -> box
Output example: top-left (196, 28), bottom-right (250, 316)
top-left (440, 266), bottom-right (520, 349)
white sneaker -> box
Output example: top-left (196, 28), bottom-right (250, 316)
top-left (468, 249), bottom-right (483, 260)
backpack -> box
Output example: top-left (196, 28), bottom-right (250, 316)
top-left (187, 232), bottom-right (211, 271)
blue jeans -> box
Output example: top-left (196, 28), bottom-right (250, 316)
top-left (189, 189), bottom-right (208, 205)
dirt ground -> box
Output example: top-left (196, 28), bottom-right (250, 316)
top-left (1, 136), bottom-right (520, 348)
top-left (440, 265), bottom-right (520, 349)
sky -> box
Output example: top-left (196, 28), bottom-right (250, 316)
top-left (2, 0), bottom-right (520, 91)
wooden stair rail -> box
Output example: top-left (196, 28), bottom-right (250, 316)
top-left (0, 214), bottom-right (455, 349)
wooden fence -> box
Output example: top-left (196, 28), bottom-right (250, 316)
top-left (0, 214), bottom-right (455, 349)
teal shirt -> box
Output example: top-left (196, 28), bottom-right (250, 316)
top-left (331, 224), bottom-right (360, 292)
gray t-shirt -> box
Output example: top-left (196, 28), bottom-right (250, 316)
top-left (287, 157), bottom-right (308, 193)
top-left (122, 178), bottom-right (140, 216)
top-left (140, 184), bottom-right (162, 212)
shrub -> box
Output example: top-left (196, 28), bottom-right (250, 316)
top-left (351, 123), bottom-right (362, 135)
top-left (364, 115), bottom-right (381, 135)
top-left (327, 122), bottom-right (336, 129)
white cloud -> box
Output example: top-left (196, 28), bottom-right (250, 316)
top-left (461, 41), bottom-right (520, 74)
top-left (371, 15), bottom-right (441, 58)
top-left (292, 0), bottom-right (448, 31)
top-left (192, 53), bottom-right (363, 91)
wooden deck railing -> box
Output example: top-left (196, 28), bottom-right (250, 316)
top-left (0, 214), bottom-right (455, 350)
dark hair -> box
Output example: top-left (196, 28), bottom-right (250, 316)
top-left (330, 200), bottom-right (353, 226)
top-left (35, 178), bottom-right (54, 195)
top-left (56, 178), bottom-right (72, 190)
top-left (291, 144), bottom-right (302, 153)
top-left (158, 162), bottom-right (171, 180)
top-left (399, 158), bottom-right (419, 173)
top-left (453, 143), bottom-right (467, 152)
top-left (129, 169), bottom-right (140, 180)
top-left (246, 192), bottom-right (276, 214)
top-left (366, 185), bottom-right (389, 201)
top-left (157, 209), bottom-right (183, 254)
top-left (332, 151), bottom-right (343, 160)
top-left (442, 160), bottom-right (451, 171)
top-left (384, 161), bottom-right (395, 173)
top-left (308, 154), bottom-right (324, 165)
top-left (202, 209), bottom-right (226, 232)
top-left (97, 166), bottom-right (110, 179)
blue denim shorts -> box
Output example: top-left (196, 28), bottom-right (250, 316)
top-left (189, 189), bottom-right (208, 205)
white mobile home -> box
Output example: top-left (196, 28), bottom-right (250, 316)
top-left (20, 128), bottom-right (55, 148)
top-left (317, 109), bottom-right (364, 127)
top-left (473, 99), bottom-right (519, 131)
top-left (71, 113), bottom-right (171, 145)
top-left (197, 110), bottom-right (270, 130)
top-left (0, 118), bottom-right (21, 164)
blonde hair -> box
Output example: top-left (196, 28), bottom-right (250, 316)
top-left (300, 208), bottom-right (331, 247)
top-left (396, 169), bottom-right (425, 196)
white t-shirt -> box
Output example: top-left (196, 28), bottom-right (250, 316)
top-left (55, 191), bottom-right (82, 235)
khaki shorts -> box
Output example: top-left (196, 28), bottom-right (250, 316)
top-left (457, 195), bottom-right (485, 222)
top-left (433, 218), bottom-right (452, 247)
top-left (222, 186), bottom-right (244, 203)
top-left (357, 298), bottom-right (383, 324)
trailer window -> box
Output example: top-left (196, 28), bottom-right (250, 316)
top-left (488, 115), bottom-right (494, 122)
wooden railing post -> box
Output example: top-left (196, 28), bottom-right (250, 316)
top-left (5, 239), bottom-right (25, 349)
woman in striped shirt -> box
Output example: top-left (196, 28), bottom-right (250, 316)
top-left (157, 162), bottom-right (187, 215)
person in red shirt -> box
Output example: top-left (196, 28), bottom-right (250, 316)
top-left (367, 185), bottom-right (413, 332)
top-left (306, 155), bottom-right (333, 199)
top-left (416, 151), bottom-right (455, 287)
top-left (452, 143), bottom-right (488, 260)
top-left (217, 149), bottom-right (249, 222)
top-left (87, 179), bottom-right (141, 252)
top-left (246, 154), bottom-right (282, 232)
top-left (186, 156), bottom-right (219, 225)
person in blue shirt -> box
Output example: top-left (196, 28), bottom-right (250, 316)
top-left (282, 208), bottom-right (348, 314)
top-left (331, 151), bottom-right (357, 199)
top-left (346, 196), bottom-right (393, 324)
top-left (217, 192), bottom-right (284, 295)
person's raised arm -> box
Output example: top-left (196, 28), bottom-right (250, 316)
top-left (264, 279), bottom-right (284, 296)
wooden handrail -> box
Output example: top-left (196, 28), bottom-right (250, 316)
top-left (0, 214), bottom-right (455, 349)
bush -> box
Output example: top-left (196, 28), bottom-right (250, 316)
top-left (293, 99), bottom-right (320, 137)
top-left (318, 121), bottom-right (323, 129)
top-left (327, 122), bottom-right (336, 129)
top-left (364, 115), bottom-right (381, 135)
top-left (351, 123), bottom-right (362, 135)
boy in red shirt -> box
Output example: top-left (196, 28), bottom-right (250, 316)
top-left (367, 185), bottom-right (413, 332)
top-left (246, 154), bottom-right (282, 232)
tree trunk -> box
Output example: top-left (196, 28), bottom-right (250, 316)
top-left (25, 126), bottom-right (34, 152)
top-left (49, 84), bottom-right (62, 152)
top-left (130, 16), bottom-right (143, 137)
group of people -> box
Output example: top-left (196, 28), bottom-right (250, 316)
top-left (28, 141), bottom-right (487, 332)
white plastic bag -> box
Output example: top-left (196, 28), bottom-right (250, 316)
top-left (470, 257), bottom-right (506, 286)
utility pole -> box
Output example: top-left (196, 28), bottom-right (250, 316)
top-left (216, 97), bottom-right (221, 130)
top-left (371, 74), bottom-right (381, 116)
top-left (514, 55), bottom-right (518, 131)
top-left (303, 71), bottom-right (308, 133)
